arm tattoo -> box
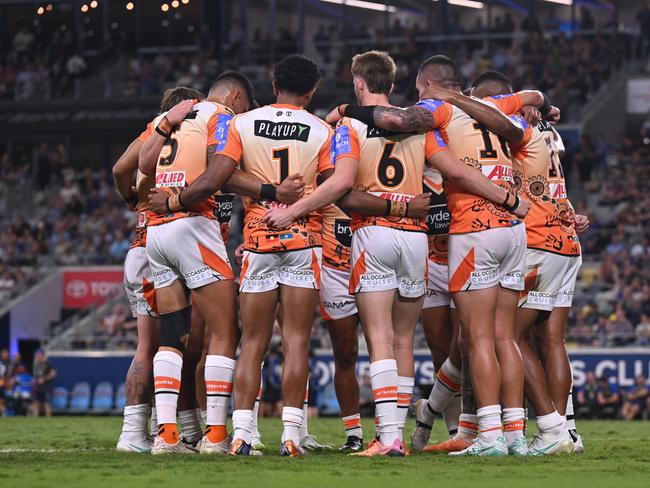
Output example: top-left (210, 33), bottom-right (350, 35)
top-left (373, 105), bottom-right (436, 132)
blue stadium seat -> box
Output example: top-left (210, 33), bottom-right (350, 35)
top-left (91, 382), bottom-right (114, 413)
top-left (68, 382), bottom-right (92, 414)
top-left (51, 386), bottom-right (69, 413)
top-left (318, 384), bottom-right (341, 416)
top-left (114, 382), bottom-right (126, 413)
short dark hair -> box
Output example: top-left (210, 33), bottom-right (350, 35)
top-left (160, 87), bottom-right (205, 112)
top-left (211, 70), bottom-right (256, 107)
top-left (471, 70), bottom-right (512, 89)
top-left (273, 54), bottom-right (321, 96)
top-left (417, 55), bottom-right (461, 89)
top-left (351, 50), bottom-right (395, 95)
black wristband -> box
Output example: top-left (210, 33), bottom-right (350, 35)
top-left (155, 125), bottom-right (170, 138)
top-left (501, 191), bottom-right (511, 208)
top-left (405, 202), bottom-right (410, 217)
top-left (260, 183), bottom-right (277, 201)
top-left (503, 194), bottom-right (520, 212)
top-left (384, 199), bottom-right (392, 216)
top-left (539, 92), bottom-right (552, 117)
top-left (123, 193), bottom-right (138, 206)
top-left (344, 105), bottom-right (377, 126)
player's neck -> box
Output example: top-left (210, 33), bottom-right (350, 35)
top-left (359, 93), bottom-right (390, 107)
top-left (275, 93), bottom-right (307, 108)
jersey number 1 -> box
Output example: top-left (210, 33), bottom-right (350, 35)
top-left (273, 148), bottom-right (289, 182)
top-left (473, 123), bottom-right (510, 159)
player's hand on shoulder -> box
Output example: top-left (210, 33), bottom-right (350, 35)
top-left (148, 187), bottom-right (170, 214)
top-left (276, 173), bottom-right (305, 203)
top-left (325, 105), bottom-right (345, 125)
top-left (165, 99), bottom-right (195, 126)
top-left (545, 105), bottom-right (561, 125)
top-left (262, 207), bottom-right (296, 229)
top-left (520, 106), bottom-right (541, 127)
top-left (574, 214), bottom-right (590, 234)
top-left (513, 197), bottom-right (531, 219)
top-left (407, 193), bottom-right (432, 219)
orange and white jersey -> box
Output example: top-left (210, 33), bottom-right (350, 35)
top-left (214, 103), bottom-right (333, 253)
top-left (334, 116), bottom-right (447, 233)
top-left (416, 93), bottom-right (524, 235)
top-left (423, 166), bottom-right (449, 265)
top-left (129, 124), bottom-right (155, 249)
top-left (511, 120), bottom-right (580, 256)
top-left (148, 100), bottom-right (234, 227)
top-left (321, 203), bottom-right (352, 272)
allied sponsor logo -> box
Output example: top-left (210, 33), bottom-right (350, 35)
top-left (156, 171), bottom-right (186, 188)
top-left (550, 182), bottom-right (567, 199)
top-left (254, 120), bottom-right (311, 141)
top-left (483, 164), bottom-right (513, 182)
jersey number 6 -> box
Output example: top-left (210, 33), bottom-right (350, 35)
top-left (377, 142), bottom-right (404, 188)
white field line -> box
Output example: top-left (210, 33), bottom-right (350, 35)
top-left (0, 447), bottom-right (112, 454)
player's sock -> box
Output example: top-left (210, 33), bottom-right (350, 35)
top-left (153, 350), bottom-right (183, 444)
top-left (457, 413), bottom-right (478, 440)
top-left (200, 410), bottom-right (207, 426)
top-left (342, 413), bottom-right (363, 439)
top-left (299, 382), bottom-right (309, 438)
top-left (397, 376), bottom-right (414, 440)
top-left (150, 407), bottom-right (157, 436)
top-left (566, 385), bottom-right (578, 435)
top-left (422, 359), bottom-right (461, 425)
top-left (178, 409), bottom-right (202, 442)
top-left (205, 355), bottom-right (235, 443)
top-left (502, 407), bottom-right (525, 444)
top-left (252, 381), bottom-right (262, 440)
top-left (536, 410), bottom-right (565, 434)
top-left (281, 406), bottom-right (304, 445)
top-left (443, 392), bottom-right (462, 437)
top-left (194, 408), bottom-right (204, 429)
top-left (370, 359), bottom-right (399, 446)
top-left (477, 405), bottom-right (502, 443)
top-left (232, 409), bottom-right (254, 444)
top-left (121, 403), bottom-right (150, 441)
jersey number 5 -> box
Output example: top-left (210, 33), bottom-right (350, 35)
top-left (158, 139), bottom-right (178, 166)
top-left (272, 147), bottom-right (289, 182)
top-left (378, 142), bottom-right (404, 188)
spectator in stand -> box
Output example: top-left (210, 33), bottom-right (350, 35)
top-left (596, 376), bottom-right (620, 419)
top-left (576, 371), bottom-right (599, 418)
top-left (0, 348), bottom-right (9, 416)
top-left (32, 349), bottom-right (56, 417)
top-left (621, 375), bottom-right (649, 420)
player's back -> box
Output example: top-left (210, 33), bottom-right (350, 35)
top-left (233, 103), bottom-right (333, 252)
top-left (511, 119), bottom-right (580, 255)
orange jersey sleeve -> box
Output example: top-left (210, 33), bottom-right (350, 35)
top-left (210, 113), bottom-right (242, 164)
top-left (333, 119), bottom-right (360, 161)
top-left (508, 114), bottom-right (534, 159)
top-left (138, 122), bottom-right (153, 142)
top-left (424, 129), bottom-right (449, 160)
top-left (414, 99), bottom-right (453, 129)
top-left (317, 128), bottom-right (335, 174)
top-left (486, 93), bottom-right (523, 115)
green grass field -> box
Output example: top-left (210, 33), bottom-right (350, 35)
top-left (1, 417), bottom-right (649, 488)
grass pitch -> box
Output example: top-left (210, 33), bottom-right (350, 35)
top-left (1, 417), bottom-right (649, 488)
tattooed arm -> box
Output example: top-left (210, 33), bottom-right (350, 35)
top-left (371, 105), bottom-right (437, 133)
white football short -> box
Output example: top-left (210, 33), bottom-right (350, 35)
top-left (519, 249), bottom-right (582, 311)
top-left (320, 265), bottom-right (357, 321)
top-left (146, 216), bottom-right (233, 290)
top-left (124, 246), bottom-right (157, 317)
top-left (448, 223), bottom-right (526, 293)
top-left (349, 226), bottom-right (428, 298)
top-left (424, 260), bottom-right (451, 309)
top-left (239, 247), bottom-right (321, 293)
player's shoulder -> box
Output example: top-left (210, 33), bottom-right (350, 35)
top-left (195, 100), bottom-right (234, 119)
top-left (416, 98), bottom-right (448, 113)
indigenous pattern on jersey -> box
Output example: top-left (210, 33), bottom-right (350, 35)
top-left (214, 103), bottom-right (333, 253)
top-left (148, 101), bottom-right (234, 226)
top-left (510, 119), bottom-right (580, 256)
top-left (321, 203), bottom-right (352, 271)
top-left (423, 166), bottom-right (449, 265)
top-left (417, 94), bottom-right (523, 235)
top-left (334, 116), bottom-right (447, 233)
top-left (130, 124), bottom-right (156, 249)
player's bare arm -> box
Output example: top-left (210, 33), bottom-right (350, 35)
top-left (421, 85), bottom-right (524, 145)
top-left (222, 169), bottom-right (306, 203)
top-left (339, 190), bottom-right (432, 220)
top-left (138, 99), bottom-right (195, 176)
top-left (429, 150), bottom-right (530, 219)
top-left (112, 137), bottom-right (143, 210)
top-left (325, 103), bottom-right (435, 133)
top-left (262, 157), bottom-right (358, 228)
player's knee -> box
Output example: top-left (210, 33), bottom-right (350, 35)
top-left (334, 343), bottom-right (358, 370)
top-left (159, 306), bottom-right (192, 353)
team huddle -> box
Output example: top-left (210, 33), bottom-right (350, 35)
top-left (111, 50), bottom-right (589, 458)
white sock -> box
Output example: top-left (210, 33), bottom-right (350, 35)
top-left (205, 355), bottom-right (235, 427)
top-left (370, 359), bottom-right (399, 446)
top-left (422, 358), bottom-right (461, 425)
top-left (457, 413), bottom-right (478, 440)
top-left (150, 407), bottom-right (157, 436)
top-left (342, 413), bottom-right (363, 439)
top-left (121, 403), bottom-right (150, 441)
top-left (252, 380), bottom-right (262, 439)
top-left (178, 409), bottom-right (202, 442)
top-left (200, 410), bottom-right (206, 425)
top-left (397, 376), bottom-right (414, 440)
top-left (232, 409), bottom-right (254, 444)
top-left (566, 385), bottom-right (577, 432)
top-left (477, 405), bottom-right (502, 443)
top-left (536, 410), bottom-right (565, 435)
top-left (443, 392), bottom-right (462, 437)
top-left (282, 406), bottom-right (303, 444)
top-left (153, 351), bottom-right (183, 426)
top-left (502, 407), bottom-right (525, 444)
top-left (300, 382), bottom-right (309, 439)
